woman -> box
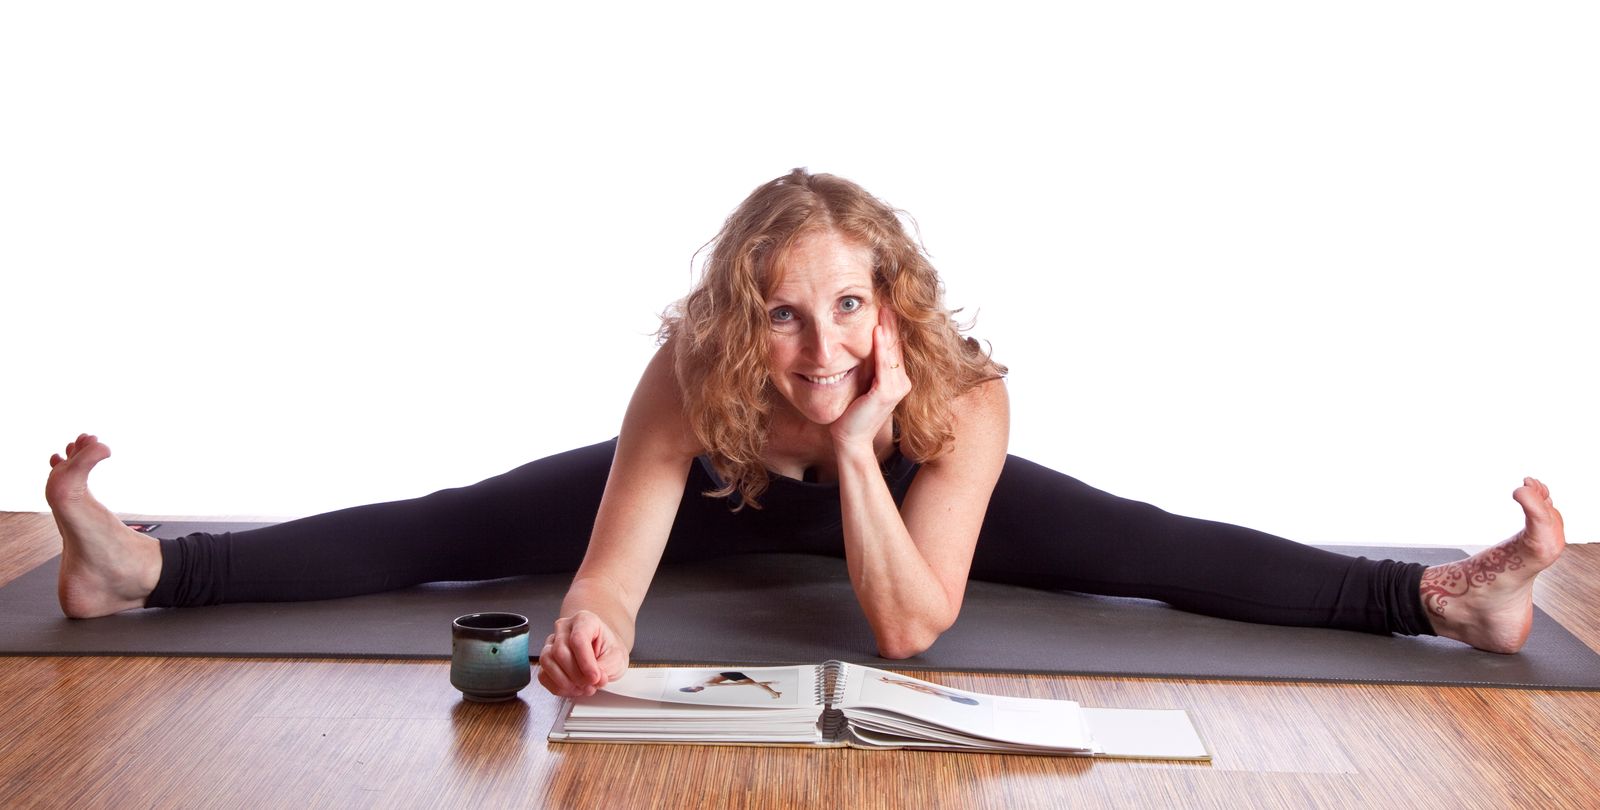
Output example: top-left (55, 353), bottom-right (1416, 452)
top-left (45, 169), bottom-right (1567, 700)
top-left (680, 672), bottom-right (783, 699)
top-left (879, 676), bottom-right (980, 706)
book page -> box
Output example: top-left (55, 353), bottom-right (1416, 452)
top-left (846, 724), bottom-right (1093, 757)
top-left (1081, 708), bottom-right (1210, 760)
top-left (567, 688), bottom-right (817, 720)
top-left (600, 665), bottom-right (819, 708)
top-left (560, 689), bottom-right (823, 742)
top-left (838, 664), bottom-right (1090, 751)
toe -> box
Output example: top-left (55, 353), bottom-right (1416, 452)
top-left (1514, 479), bottom-right (1558, 516)
top-left (1513, 486), bottom-right (1546, 519)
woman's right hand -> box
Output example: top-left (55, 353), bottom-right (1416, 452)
top-left (536, 609), bottom-right (630, 697)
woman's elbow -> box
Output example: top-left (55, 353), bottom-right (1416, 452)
top-left (875, 637), bottom-right (934, 660)
top-left (873, 618), bottom-right (954, 660)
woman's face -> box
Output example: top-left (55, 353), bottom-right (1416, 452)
top-left (764, 230), bottom-right (879, 427)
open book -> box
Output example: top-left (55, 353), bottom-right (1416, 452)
top-left (548, 662), bottom-right (1210, 760)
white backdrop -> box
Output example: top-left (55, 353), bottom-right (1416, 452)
top-left (3, 2), bottom-right (1594, 548)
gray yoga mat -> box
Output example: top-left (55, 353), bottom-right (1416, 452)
top-left (3, 522), bottom-right (1597, 690)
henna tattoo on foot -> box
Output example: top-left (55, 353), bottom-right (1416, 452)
top-left (1419, 539), bottom-right (1527, 617)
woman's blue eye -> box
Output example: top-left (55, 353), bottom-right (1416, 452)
top-left (770, 307), bottom-right (795, 322)
top-left (839, 297), bottom-right (863, 313)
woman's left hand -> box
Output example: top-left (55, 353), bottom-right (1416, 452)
top-left (831, 305), bottom-right (912, 450)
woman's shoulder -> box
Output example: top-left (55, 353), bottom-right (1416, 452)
top-left (622, 342), bottom-right (705, 460)
top-left (951, 376), bottom-right (1009, 421)
top-left (922, 376), bottom-right (1008, 469)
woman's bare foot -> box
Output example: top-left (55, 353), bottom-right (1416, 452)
top-left (45, 434), bottom-right (162, 618)
top-left (1421, 477), bottom-right (1566, 653)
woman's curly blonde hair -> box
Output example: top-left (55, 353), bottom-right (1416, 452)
top-left (659, 168), bottom-right (1005, 509)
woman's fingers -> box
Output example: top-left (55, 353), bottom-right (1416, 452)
top-left (879, 305), bottom-right (904, 367)
top-left (540, 626), bottom-right (582, 693)
top-left (536, 655), bottom-right (577, 695)
top-left (872, 322), bottom-right (911, 401)
top-left (538, 619), bottom-right (591, 696)
top-left (567, 611), bottom-right (611, 686)
top-left (597, 641), bottom-right (630, 681)
top-left (537, 632), bottom-right (562, 685)
top-left (537, 611), bottom-right (625, 697)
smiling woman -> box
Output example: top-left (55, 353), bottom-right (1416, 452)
top-left (43, 169), bottom-right (1569, 697)
top-left (662, 170), bottom-right (1006, 508)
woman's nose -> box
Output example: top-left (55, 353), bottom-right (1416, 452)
top-left (807, 320), bottom-right (838, 364)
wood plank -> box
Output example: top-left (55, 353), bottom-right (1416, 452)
top-left (3, 512), bottom-right (1598, 809)
top-left (0, 512), bottom-right (59, 589)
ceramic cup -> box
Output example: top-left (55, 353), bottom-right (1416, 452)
top-left (450, 612), bottom-right (531, 702)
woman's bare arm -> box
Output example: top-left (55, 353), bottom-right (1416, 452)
top-left (835, 376), bottom-right (1009, 658)
top-left (537, 344), bottom-right (703, 697)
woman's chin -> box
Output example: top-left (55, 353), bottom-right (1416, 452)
top-left (792, 399), bottom-right (848, 427)
top-left (785, 387), bottom-right (869, 427)
top-left (801, 408), bottom-right (845, 426)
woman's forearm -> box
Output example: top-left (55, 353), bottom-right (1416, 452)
top-left (835, 442), bottom-right (959, 658)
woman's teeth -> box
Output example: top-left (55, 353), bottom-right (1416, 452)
top-left (804, 369), bottom-right (851, 385)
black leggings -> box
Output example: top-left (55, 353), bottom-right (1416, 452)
top-left (148, 439), bottom-right (1433, 636)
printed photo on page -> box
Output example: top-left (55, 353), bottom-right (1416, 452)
top-left (602, 665), bottom-right (817, 708)
top-left (850, 666), bottom-right (990, 714)
top-left (843, 665), bottom-right (1088, 749)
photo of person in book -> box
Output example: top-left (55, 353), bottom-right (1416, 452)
top-left (679, 671), bottom-right (783, 700)
top-left (45, 169), bottom-right (1568, 701)
top-left (877, 675), bottom-right (980, 706)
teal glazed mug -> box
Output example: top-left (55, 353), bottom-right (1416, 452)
top-left (451, 612), bottom-right (532, 702)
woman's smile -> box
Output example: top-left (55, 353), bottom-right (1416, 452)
top-left (800, 367), bottom-right (856, 387)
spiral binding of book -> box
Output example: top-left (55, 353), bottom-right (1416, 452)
top-left (820, 660), bottom-right (848, 742)
top-left (826, 660), bottom-right (849, 702)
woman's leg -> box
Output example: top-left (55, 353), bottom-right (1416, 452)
top-left (145, 440), bottom-right (621, 607)
top-left (47, 431), bottom-right (832, 615)
top-left (967, 456), bottom-right (1434, 635)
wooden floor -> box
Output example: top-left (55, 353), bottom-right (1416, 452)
top-left (2, 512), bottom-right (1597, 809)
